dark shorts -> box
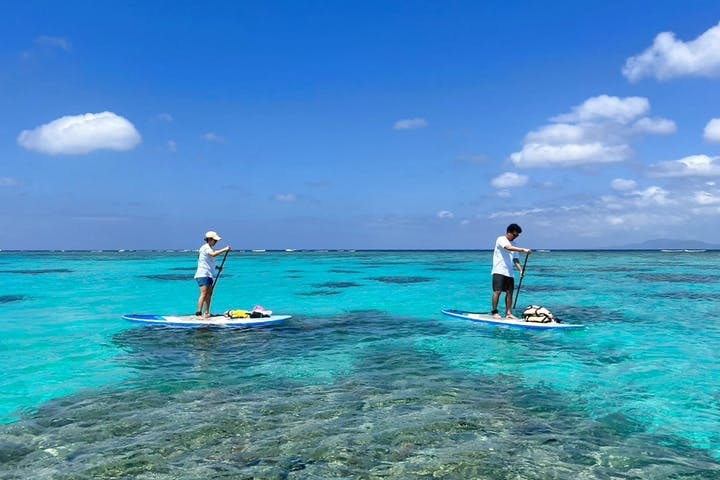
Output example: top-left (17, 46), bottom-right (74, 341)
top-left (492, 273), bottom-right (514, 292)
top-left (196, 277), bottom-right (214, 287)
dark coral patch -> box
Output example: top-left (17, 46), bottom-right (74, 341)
top-left (0, 295), bottom-right (25, 304)
top-left (140, 274), bottom-right (191, 281)
top-left (634, 273), bottom-right (720, 283)
top-left (0, 269), bottom-right (72, 275)
top-left (369, 276), bottom-right (433, 284)
top-left (297, 290), bottom-right (342, 296)
top-left (313, 282), bottom-right (361, 289)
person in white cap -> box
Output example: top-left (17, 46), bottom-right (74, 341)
top-left (194, 230), bottom-right (231, 318)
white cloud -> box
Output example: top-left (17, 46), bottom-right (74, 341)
top-left (630, 186), bottom-right (672, 207)
top-left (623, 22), bottom-right (720, 82)
top-left (393, 118), bottom-right (428, 130)
top-left (0, 177), bottom-right (20, 187)
top-left (704, 118), bottom-right (720, 143)
top-left (166, 140), bottom-right (177, 152)
top-left (491, 172), bottom-right (529, 188)
top-left (437, 210), bottom-right (454, 219)
top-left (488, 206), bottom-right (564, 219)
top-left (274, 193), bottom-right (297, 202)
top-left (633, 117), bottom-right (676, 135)
top-left (525, 123), bottom-right (586, 144)
top-left (552, 95), bottom-right (649, 124)
top-left (511, 142), bottom-right (631, 167)
top-left (511, 95), bottom-right (673, 168)
top-left (18, 112), bottom-right (141, 155)
top-left (35, 35), bottom-right (71, 51)
top-left (694, 190), bottom-right (720, 206)
top-left (203, 132), bottom-right (224, 142)
top-left (611, 178), bottom-right (638, 191)
top-left (649, 154), bottom-right (720, 177)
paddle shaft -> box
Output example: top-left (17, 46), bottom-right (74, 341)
top-left (213, 250), bottom-right (229, 288)
top-left (512, 252), bottom-right (529, 309)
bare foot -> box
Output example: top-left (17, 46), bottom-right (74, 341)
top-left (506, 314), bottom-right (518, 319)
top-left (203, 312), bottom-right (212, 318)
top-left (492, 313), bottom-right (502, 319)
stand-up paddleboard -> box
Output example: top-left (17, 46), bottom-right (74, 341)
top-left (441, 309), bottom-right (584, 330)
top-left (122, 313), bottom-right (291, 328)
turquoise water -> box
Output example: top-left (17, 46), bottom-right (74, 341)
top-left (1, 250), bottom-right (719, 478)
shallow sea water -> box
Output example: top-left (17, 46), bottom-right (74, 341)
top-left (1, 250), bottom-right (719, 478)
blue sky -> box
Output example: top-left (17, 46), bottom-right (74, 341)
top-left (3, 1), bottom-right (720, 250)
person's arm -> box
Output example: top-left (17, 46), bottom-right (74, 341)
top-left (209, 246), bottom-right (232, 257)
top-left (504, 245), bottom-right (530, 254)
top-left (513, 257), bottom-right (524, 276)
top-left (210, 246), bottom-right (231, 272)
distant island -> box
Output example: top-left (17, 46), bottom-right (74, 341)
top-left (609, 239), bottom-right (720, 250)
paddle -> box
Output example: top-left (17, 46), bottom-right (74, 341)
top-left (512, 252), bottom-right (530, 309)
top-left (213, 250), bottom-right (229, 288)
top-left (204, 249), bottom-right (230, 317)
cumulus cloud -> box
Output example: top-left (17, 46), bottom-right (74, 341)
top-left (491, 172), bottom-right (529, 188)
top-left (511, 143), bottom-right (632, 167)
top-left (437, 210), bottom-right (454, 219)
top-left (649, 154), bottom-right (720, 177)
top-left (552, 95), bottom-right (649, 124)
top-left (510, 95), bottom-right (674, 168)
top-left (393, 118), bottom-right (428, 130)
top-left (623, 22), bottom-right (720, 82)
top-left (611, 178), bottom-right (638, 191)
top-left (704, 118), bottom-right (720, 143)
top-left (633, 117), bottom-right (677, 135)
top-left (18, 112), bottom-right (141, 155)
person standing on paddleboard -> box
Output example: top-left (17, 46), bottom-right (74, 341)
top-left (491, 223), bottom-right (531, 319)
top-left (194, 231), bottom-right (231, 318)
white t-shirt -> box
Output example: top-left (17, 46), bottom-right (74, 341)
top-left (492, 235), bottom-right (517, 277)
top-left (194, 243), bottom-right (217, 279)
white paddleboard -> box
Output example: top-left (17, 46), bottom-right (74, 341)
top-left (441, 309), bottom-right (584, 330)
top-left (122, 313), bottom-right (291, 327)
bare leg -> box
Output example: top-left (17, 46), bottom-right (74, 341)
top-left (197, 285), bottom-right (208, 316)
top-left (203, 285), bottom-right (215, 317)
top-left (491, 291), bottom-right (502, 318)
top-left (505, 291), bottom-right (517, 318)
